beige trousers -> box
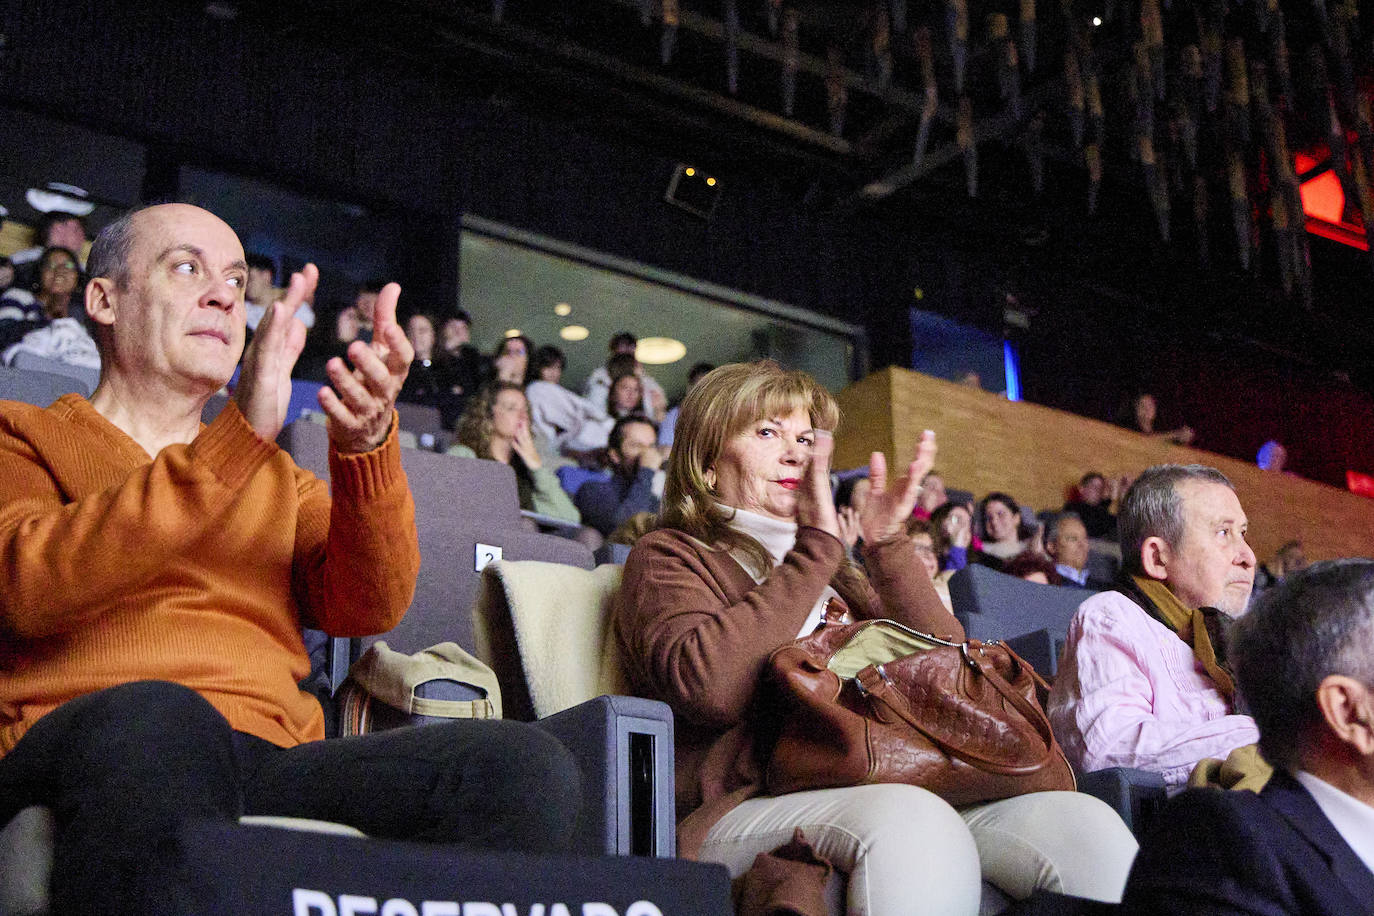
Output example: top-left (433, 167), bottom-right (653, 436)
top-left (700, 785), bottom-right (1138, 916)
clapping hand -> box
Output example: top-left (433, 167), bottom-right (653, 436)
top-left (860, 430), bottom-right (937, 545)
top-left (235, 264), bottom-right (319, 442)
top-left (794, 430), bottom-right (842, 541)
top-left (318, 281), bottom-right (413, 453)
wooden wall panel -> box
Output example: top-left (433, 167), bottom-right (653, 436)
top-left (835, 367), bottom-right (1374, 564)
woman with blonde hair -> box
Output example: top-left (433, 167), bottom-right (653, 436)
top-left (615, 361), bottom-right (1136, 915)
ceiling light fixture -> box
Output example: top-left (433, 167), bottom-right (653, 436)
top-left (636, 337), bottom-right (687, 365)
top-left (559, 325), bottom-right (590, 341)
top-left (554, 302), bottom-right (572, 316)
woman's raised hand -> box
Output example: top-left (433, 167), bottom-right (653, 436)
top-left (795, 429), bottom-right (842, 541)
top-left (860, 430), bottom-right (937, 545)
top-left (510, 420), bottom-right (542, 469)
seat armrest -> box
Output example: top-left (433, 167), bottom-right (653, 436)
top-left (1077, 766), bottom-right (1168, 837)
top-left (535, 695), bottom-right (675, 859)
top-left (0, 805), bottom-right (54, 916)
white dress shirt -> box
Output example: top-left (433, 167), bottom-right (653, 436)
top-left (1296, 770), bottom-right (1374, 875)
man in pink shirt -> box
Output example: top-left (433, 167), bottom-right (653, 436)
top-left (1048, 464), bottom-right (1260, 789)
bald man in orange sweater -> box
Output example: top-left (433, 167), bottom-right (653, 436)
top-left (0, 204), bottom-right (579, 914)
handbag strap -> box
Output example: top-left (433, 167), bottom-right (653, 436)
top-left (855, 642), bottom-right (1057, 775)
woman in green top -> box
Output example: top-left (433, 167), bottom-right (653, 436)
top-left (448, 381), bottom-right (580, 524)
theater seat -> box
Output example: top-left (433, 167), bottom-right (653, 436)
top-left (0, 365), bottom-right (89, 406)
top-left (948, 563), bottom-right (1093, 677)
top-left (471, 560), bottom-right (675, 858)
top-left (7, 353), bottom-right (98, 395)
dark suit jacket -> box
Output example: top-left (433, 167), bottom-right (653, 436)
top-left (1122, 770), bottom-right (1374, 915)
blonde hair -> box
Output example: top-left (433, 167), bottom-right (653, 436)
top-left (660, 361), bottom-right (841, 574)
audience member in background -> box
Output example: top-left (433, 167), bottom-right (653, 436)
top-left (607, 365), bottom-right (649, 423)
top-left (1049, 464), bottom-right (1260, 790)
top-left (0, 246), bottom-right (100, 373)
top-left (1003, 552), bottom-right (1064, 586)
top-left (9, 212), bottom-right (88, 287)
top-left (615, 360), bottom-right (1137, 914)
top-left (398, 312), bottom-right (462, 427)
top-left (244, 252), bottom-right (277, 331)
top-left (524, 344), bottom-right (613, 461)
top-left (1122, 559), bottom-right (1374, 914)
top-left (977, 491), bottom-right (1031, 565)
top-left (1117, 392), bottom-right (1194, 445)
top-left (1253, 538), bottom-right (1308, 592)
top-left (931, 500), bottom-right (976, 572)
top-left (490, 333), bottom-right (532, 385)
top-left (1063, 471), bottom-right (1123, 540)
top-left (907, 517), bottom-right (955, 611)
top-left (658, 361), bottom-right (714, 448)
top-left (1045, 511), bottom-right (1106, 589)
top-left (448, 380), bottom-right (579, 525)
top-left (439, 310), bottom-right (486, 418)
top-left (574, 415), bottom-right (663, 537)
top-left (343, 280), bottom-right (385, 344)
top-left (294, 281), bottom-right (385, 382)
top-left (0, 256), bottom-right (14, 295)
top-left (912, 469), bottom-right (948, 520)
top-left (0, 246), bottom-right (84, 324)
top-left (243, 252), bottom-right (314, 333)
top-left (833, 473), bottom-right (871, 562)
top-left (1256, 439), bottom-right (1289, 473)
top-left (584, 332), bottom-right (667, 419)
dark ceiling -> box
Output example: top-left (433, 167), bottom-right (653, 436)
top-left (267, 0), bottom-right (1374, 379)
top-left (4, 0), bottom-right (1373, 386)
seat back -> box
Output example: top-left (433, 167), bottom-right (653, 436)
top-left (277, 418), bottom-right (592, 657)
top-left (1085, 547), bottom-right (1121, 586)
top-left (948, 564), bottom-right (1095, 676)
top-left (0, 365), bottom-right (89, 405)
top-left (8, 352), bottom-right (99, 394)
top-left (395, 401), bottom-right (446, 450)
top-left (471, 560), bottom-right (625, 722)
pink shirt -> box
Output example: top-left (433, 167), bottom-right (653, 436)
top-left (1048, 590), bottom-right (1259, 789)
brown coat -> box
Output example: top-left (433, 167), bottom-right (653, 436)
top-left (614, 524), bottom-right (963, 847)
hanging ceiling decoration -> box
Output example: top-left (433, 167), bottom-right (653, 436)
top-left (394, 0), bottom-right (1373, 308)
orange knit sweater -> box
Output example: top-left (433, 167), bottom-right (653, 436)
top-left (0, 394), bottom-right (419, 755)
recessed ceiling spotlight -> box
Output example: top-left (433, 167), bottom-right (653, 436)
top-left (554, 302), bottom-right (572, 316)
top-left (636, 337), bottom-right (687, 365)
top-left (559, 325), bottom-right (590, 341)
top-left (504, 328), bottom-right (522, 338)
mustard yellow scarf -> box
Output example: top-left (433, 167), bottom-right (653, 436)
top-left (1131, 575), bottom-right (1235, 699)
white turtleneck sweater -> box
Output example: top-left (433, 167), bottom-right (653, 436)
top-left (722, 505), bottom-right (849, 637)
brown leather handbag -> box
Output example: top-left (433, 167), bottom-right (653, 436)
top-left (760, 619), bottom-right (1074, 806)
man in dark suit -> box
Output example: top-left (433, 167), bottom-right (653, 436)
top-left (1122, 559), bottom-right (1374, 915)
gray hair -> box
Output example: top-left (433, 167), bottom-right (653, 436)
top-left (1044, 511), bottom-right (1084, 545)
top-left (86, 206), bottom-right (153, 290)
top-left (1118, 464), bottom-right (1233, 575)
top-left (1233, 559), bottom-right (1374, 770)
